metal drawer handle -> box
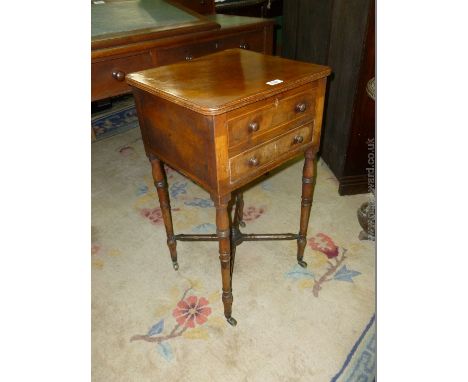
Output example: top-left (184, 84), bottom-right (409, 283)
top-left (293, 135), bottom-right (304, 144)
top-left (239, 42), bottom-right (250, 50)
top-left (249, 157), bottom-right (260, 167)
top-left (185, 54), bottom-right (193, 61)
top-left (112, 70), bottom-right (125, 82)
top-left (295, 102), bottom-right (307, 113)
top-left (248, 121), bottom-right (259, 132)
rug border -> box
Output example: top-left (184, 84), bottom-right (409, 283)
top-left (330, 313), bottom-right (376, 382)
top-left (91, 104), bottom-right (136, 123)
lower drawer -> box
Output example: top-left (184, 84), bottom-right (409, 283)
top-left (92, 52), bottom-right (154, 101)
top-left (229, 123), bottom-right (313, 183)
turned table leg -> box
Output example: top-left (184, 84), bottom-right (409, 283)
top-left (229, 192), bottom-right (243, 287)
top-left (214, 194), bottom-right (236, 326)
top-left (297, 149), bottom-right (316, 268)
top-left (149, 154), bottom-right (178, 271)
top-left (235, 192), bottom-right (246, 228)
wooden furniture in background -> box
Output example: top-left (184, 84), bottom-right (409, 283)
top-left (215, 0), bottom-right (284, 55)
top-left (171, 0), bottom-right (215, 14)
top-left (216, 0), bottom-right (283, 18)
top-left (92, 0), bottom-right (274, 102)
top-left (127, 49), bottom-right (330, 325)
top-left (282, 0), bottom-right (375, 195)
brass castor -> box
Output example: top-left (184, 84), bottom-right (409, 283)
top-left (172, 261), bottom-right (179, 271)
top-left (298, 260), bottom-right (308, 268)
top-left (226, 317), bottom-right (237, 326)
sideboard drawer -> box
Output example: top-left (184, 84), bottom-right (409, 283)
top-left (218, 30), bottom-right (265, 52)
top-left (92, 52), bottom-right (154, 101)
top-left (157, 41), bottom-right (218, 66)
top-left (227, 86), bottom-right (317, 150)
top-left (229, 123), bottom-right (314, 183)
top-left (157, 30), bottom-right (264, 67)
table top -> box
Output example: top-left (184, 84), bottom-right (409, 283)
top-left (126, 49), bottom-right (331, 115)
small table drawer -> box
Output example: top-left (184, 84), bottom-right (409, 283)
top-left (227, 86), bottom-right (317, 149)
top-left (92, 52), bottom-right (154, 101)
top-left (157, 41), bottom-right (218, 66)
top-left (229, 123), bottom-right (314, 183)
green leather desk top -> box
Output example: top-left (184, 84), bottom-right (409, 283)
top-left (92, 0), bottom-right (218, 41)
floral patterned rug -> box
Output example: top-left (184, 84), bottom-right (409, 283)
top-left (92, 127), bottom-right (375, 381)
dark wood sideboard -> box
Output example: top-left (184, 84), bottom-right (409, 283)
top-left (282, 0), bottom-right (375, 195)
top-left (92, 0), bottom-right (274, 102)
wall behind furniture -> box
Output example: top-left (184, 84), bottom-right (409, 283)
top-left (282, 0), bottom-right (375, 195)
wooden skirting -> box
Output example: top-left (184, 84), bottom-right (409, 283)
top-left (338, 174), bottom-right (370, 196)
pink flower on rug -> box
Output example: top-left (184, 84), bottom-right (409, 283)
top-left (172, 296), bottom-right (212, 328)
top-left (308, 233), bottom-right (339, 259)
top-left (242, 206), bottom-right (265, 222)
top-left (140, 207), bottom-right (163, 225)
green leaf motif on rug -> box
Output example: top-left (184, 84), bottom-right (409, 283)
top-left (147, 319), bottom-right (164, 336)
top-left (157, 342), bottom-right (173, 361)
top-left (285, 265), bottom-right (315, 279)
top-left (334, 265), bottom-right (361, 283)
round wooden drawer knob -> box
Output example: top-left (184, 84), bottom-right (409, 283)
top-left (248, 121), bottom-right (259, 132)
top-left (249, 157), bottom-right (260, 167)
top-left (293, 135), bottom-right (304, 144)
top-left (295, 102), bottom-right (307, 113)
top-left (112, 70), bottom-right (125, 82)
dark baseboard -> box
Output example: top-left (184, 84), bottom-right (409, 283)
top-left (91, 98), bottom-right (113, 114)
top-left (338, 174), bottom-right (370, 196)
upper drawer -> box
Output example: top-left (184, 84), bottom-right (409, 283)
top-left (92, 52), bottom-right (154, 101)
top-left (227, 84), bottom-right (317, 150)
top-left (229, 123), bottom-right (314, 184)
top-left (157, 40), bottom-right (218, 66)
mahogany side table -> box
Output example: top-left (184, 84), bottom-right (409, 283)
top-left (127, 49), bottom-right (331, 326)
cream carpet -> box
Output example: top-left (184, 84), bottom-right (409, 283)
top-left (92, 127), bottom-right (375, 381)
